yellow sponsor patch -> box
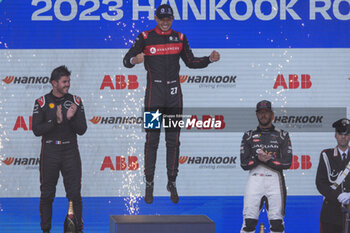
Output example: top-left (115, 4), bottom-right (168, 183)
top-left (49, 103), bottom-right (55, 109)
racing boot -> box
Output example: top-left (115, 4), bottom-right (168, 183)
top-left (167, 181), bottom-right (179, 204)
top-left (145, 180), bottom-right (154, 204)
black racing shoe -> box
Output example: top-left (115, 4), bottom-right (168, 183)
top-left (167, 181), bottom-right (179, 204)
top-left (145, 181), bottom-right (154, 204)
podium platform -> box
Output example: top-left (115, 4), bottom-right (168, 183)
top-left (109, 215), bottom-right (215, 233)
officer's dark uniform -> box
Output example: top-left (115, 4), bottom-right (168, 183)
top-left (32, 91), bottom-right (87, 232)
top-left (316, 118), bottom-right (350, 233)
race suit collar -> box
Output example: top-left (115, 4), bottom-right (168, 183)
top-left (50, 90), bottom-right (67, 101)
top-left (257, 125), bottom-right (275, 132)
top-left (154, 26), bottom-right (172, 35)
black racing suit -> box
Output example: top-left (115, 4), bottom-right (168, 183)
top-left (316, 147), bottom-right (350, 233)
top-left (240, 125), bottom-right (292, 233)
top-left (32, 91), bottom-right (87, 231)
top-left (123, 26), bottom-right (211, 180)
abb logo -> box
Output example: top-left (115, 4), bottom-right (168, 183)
top-left (13, 116), bottom-right (32, 131)
top-left (100, 156), bottom-right (139, 171)
top-left (100, 75), bottom-right (139, 90)
top-left (273, 74), bottom-right (312, 89)
top-left (289, 155), bottom-right (312, 170)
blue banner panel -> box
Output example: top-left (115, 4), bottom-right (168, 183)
top-left (0, 0), bottom-right (349, 49)
top-left (0, 196), bottom-right (322, 233)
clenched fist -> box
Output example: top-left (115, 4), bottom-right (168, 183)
top-left (209, 50), bottom-right (220, 62)
top-left (132, 53), bottom-right (144, 65)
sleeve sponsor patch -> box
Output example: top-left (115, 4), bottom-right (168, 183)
top-left (33, 103), bottom-right (39, 114)
top-left (73, 95), bottom-right (81, 106)
top-left (178, 32), bottom-right (184, 41)
top-left (142, 31), bottom-right (148, 39)
top-left (36, 96), bottom-right (45, 108)
top-left (272, 161), bottom-right (281, 165)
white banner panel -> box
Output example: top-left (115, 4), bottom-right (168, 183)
top-left (0, 49), bottom-right (349, 197)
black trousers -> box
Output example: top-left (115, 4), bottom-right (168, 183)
top-left (320, 221), bottom-right (342, 233)
top-left (144, 81), bottom-right (183, 178)
top-left (39, 141), bottom-right (83, 231)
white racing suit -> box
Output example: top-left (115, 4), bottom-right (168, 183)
top-left (240, 126), bottom-right (292, 233)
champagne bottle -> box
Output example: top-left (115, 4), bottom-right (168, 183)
top-left (64, 201), bottom-right (77, 233)
top-left (68, 201), bottom-right (74, 217)
top-left (259, 223), bottom-right (265, 233)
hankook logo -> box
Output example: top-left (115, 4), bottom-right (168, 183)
top-left (2, 76), bottom-right (50, 85)
top-left (1, 157), bottom-right (40, 169)
top-left (179, 75), bottom-right (236, 89)
top-left (179, 155), bottom-right (237, 169)
top-left (89, 116), bottom-right (143, 125)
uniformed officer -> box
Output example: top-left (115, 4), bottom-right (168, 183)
top-left (316, 118), bottom-right (350, 233)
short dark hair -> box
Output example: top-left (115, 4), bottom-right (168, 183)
top-left (50, 65), bottom-right (71, 83)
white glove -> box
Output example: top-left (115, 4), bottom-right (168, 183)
top-left (338, 192), bottom-right (350, 204)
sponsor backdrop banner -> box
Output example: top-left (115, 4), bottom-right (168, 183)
top-left (0, 49), bottom-right (349, 197)
top-left (1, 1), bottom-right (350, 232)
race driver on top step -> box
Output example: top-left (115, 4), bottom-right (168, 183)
top-left (123, 4), bottom-right (220, 204)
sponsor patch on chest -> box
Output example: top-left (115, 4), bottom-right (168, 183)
top-left (144, 43), bottom-right (183, 56)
